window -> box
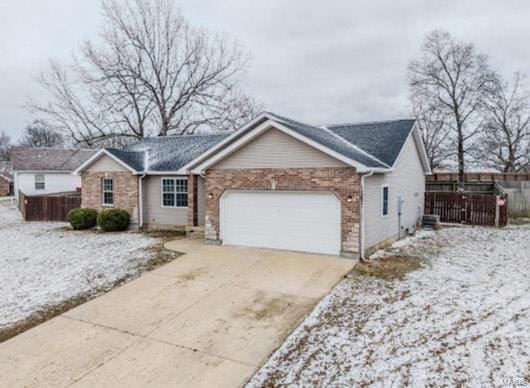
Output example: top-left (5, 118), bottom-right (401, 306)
top-left (161, 178), bottom-right (188, 207)
top-left (35, 174), bottom-right (45, 190)
top-left (102, 178), bottom-right (114, 205)
top-left (382, 186), bottom-right (389, 216)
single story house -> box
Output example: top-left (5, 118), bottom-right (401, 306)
top-left (75, 112), bottom-right (431, 258)
top-left (0, 161), bottom-right (13, 196)
top-left (11, 147), bottom-right (96, 200)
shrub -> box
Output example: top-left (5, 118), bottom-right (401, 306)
top-left (68, 208), bottom-right (98, 230)
top-left (97, 209), bottom-right (130, 232)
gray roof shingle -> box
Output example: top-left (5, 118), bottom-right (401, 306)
top-left (106, 134), bottom-right (230, 172)
top-left (327, 119), bottom-right (416, 167)
top-left (11, 147), bottom-right (96, 172)
top-left (106, 149), bottom-right (145, 171)
top-left (98, 113), bottom-right (417, 173)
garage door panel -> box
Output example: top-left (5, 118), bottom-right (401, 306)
top-left (220, 191), bottom-right (341, 255)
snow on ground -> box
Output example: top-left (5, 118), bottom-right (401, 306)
top-left (249, 225), bottom-right (530, 387)
top-left (0, 206), bottom-right (158, 329)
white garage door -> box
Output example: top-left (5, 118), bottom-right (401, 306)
top-left (220, 191), bottom-right (341, 255)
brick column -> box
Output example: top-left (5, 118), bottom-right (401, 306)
top-left (187, 175), bottom-right (198, 227)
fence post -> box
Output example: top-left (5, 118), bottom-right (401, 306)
top-left (494, 195), bottom-right (500, 228)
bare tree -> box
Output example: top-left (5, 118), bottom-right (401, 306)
top-left (410, 93), bottom-right (452, 170)
top-left (19, 119), bottom-right (65, 148)
top-left (29, 0), bottom-right (260, 146)
top-left (408, 30), bottom-right (496, 186)
top-left (477, 73), bottom-right (530, 172)
top-left (0, 131), bottom-right (12, 160)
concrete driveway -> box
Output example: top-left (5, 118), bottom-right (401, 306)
top-left (0, 239), bottom-right (354, 387)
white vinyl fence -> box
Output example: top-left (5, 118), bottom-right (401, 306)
top-left (500, 182), bottom-right (530, 218)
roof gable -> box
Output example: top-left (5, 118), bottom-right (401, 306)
top-left (266, 113), bottom-right (390, 169)
top-left (213, 127), bottom-right (348, 169)
top-left (186, 113), bottom-right (397, 173)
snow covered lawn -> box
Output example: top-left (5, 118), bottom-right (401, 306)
top-left (0, 206), bottom-right (159, 336)
top-left (249, 225), bottom-right (530, 387)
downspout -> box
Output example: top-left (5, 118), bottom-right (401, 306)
top-left (360, 170), bottom-right (374, 261)
top-left (138, 151), bottom-right (149, 228)
top-left (138, 173), bottom-right (145, 228)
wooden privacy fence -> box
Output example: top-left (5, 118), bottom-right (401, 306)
top-left (425, 192), bottom-right (508, 227)
top-left (19, 191), bottom-right (81, 222)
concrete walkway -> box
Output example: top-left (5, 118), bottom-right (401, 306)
top-left (0, 239), bottom-right (355, 387)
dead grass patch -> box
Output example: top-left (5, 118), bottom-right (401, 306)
top-left (352, 255), bottom-right (424, 280)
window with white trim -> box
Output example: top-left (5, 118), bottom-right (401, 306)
top-left (382, 186), bottom-right (389, 216)
top-left (102, 178), bottom-right (114, 205)
top-left (35, 174), bottom-right (45, 190)
top-left (161, 178), bottom-right (188, 207)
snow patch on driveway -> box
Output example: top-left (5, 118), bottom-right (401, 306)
top-left (0, 206), bottom-right (157, 329)
top-left (249, 226), bottom-right (530, 387)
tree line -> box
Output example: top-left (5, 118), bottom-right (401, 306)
top-left (409, 30), bottom-right (529, 179)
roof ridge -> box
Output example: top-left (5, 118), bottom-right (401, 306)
top-left (12, 146), bottom-right (95, 152)
top-left (319, 126), bottom-right (391, 168)
top-left (155, 133), bottom-right (230, 139)
top-left (327, 118), bottom-right (415, 128)
top-left (107, 148), bottom-right (144, 153)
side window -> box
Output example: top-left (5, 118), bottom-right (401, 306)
top-left (161, 178), bottom-right (188, 207)
top-left (175, 178), bottom-right (188, 207)
top-left (162, 178), bottom-right (176, 207)
top-left (382, 186), bottom-right (389, 216)
top-left (102, 178), bottom-right (114, 205)
top-left (35, 174), bottom-right (45, 190)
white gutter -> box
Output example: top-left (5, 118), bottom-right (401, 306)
top-left (359, 170), bottom-right (375, 261)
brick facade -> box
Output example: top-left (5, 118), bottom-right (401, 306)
top-left (204, 167), bottom-right (361, 256)
top-left (81, 171), bottom-right (139, 224)
top-left (0, 176), bottom-right (10, 196)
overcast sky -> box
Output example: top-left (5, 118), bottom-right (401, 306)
top-left (1, 0), bottom-right (529, 140)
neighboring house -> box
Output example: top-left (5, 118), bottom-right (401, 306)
top-left (11, 147), bottom-right (96, 199)
top-left (75, 112), bottom-right (431, 258)
top-left (0, 161), bottom-right (13, 196)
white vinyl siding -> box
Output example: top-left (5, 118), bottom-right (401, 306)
top-left (364, 133), bottom-right (426, 251)
top-left (213, 128), bottom-right (347, 169)
top-left (15, 172), bottom-right (82, 197)
top-left (85, 154), bottom-right (129, 172)
top-left (143, 175), bottom-right (199, 227)
top-left (220, 191), bottom-right (341, 255)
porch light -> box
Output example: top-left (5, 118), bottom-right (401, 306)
top-left (347, 194), bottom-right (353, 203)
top-left (208, 193), bottom-right (214, 199)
